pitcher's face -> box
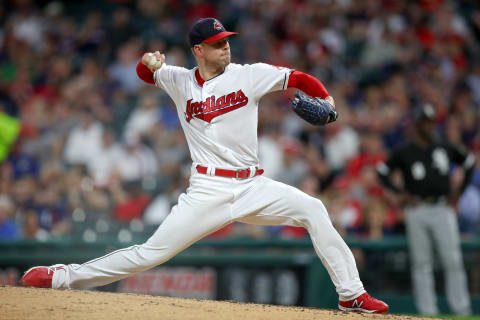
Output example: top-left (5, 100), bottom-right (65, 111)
top-left (198, 38), bottom-right (231, 68)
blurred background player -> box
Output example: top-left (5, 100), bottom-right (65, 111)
top-left (377, 104), bottom-right (475, 315)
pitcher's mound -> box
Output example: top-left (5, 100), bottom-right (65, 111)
top-left (0, 286), bottom-right (435, 320)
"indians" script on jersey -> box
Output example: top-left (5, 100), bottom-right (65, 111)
top-left (185, 90), bottom-right (248, 123)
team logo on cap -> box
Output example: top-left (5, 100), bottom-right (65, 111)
top-left (213, 20), bottom-right (223, 30)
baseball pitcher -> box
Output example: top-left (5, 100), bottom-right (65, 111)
top-left (21, 18), bottom-right (388, 314)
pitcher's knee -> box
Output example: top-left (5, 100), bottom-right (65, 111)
top-left (304, 207), bottom-right (333, 229)
top-left (301, 213), bottom-right (340, 243)
top-left (136, 243), bottom-right (173, 266)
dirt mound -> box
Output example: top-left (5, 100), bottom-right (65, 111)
top-left (1, 286), bottom-right (436, 320)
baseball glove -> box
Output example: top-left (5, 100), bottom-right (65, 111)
top-left (291, 92), bottom-right (338, 126)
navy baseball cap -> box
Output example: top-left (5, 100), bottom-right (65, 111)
top-left (188, 18), bottom-right (238, 47)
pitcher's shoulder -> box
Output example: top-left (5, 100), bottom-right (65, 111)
top-left (227, 63), bottom-right (247, 71)
top-left (226, 63), bottom-right (267, 74)
top-left (231, 62), bottom-right (289, 72)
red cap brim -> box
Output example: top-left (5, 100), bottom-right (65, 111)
top-left (202, 31), bottom-right (239, 43)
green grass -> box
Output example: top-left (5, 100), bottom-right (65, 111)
top-left (435, 316), bottom-right (480, 320)
top-left (397, 315), bottom-right (480, 319)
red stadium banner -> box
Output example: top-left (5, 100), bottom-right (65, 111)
top-left (118, 267), bottom-right (216, 299)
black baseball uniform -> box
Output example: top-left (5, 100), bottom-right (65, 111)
top-left (377, 142), bottom-right (475, 200)
top-left (377, 141), bottom-right (475, 315)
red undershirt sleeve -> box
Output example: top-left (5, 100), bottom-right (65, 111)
top-left (287, 71), bottom-right (329, 99)
top-left (136, 61), bottom-right (155, 85)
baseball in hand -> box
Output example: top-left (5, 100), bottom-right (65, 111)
top-left (143, 52), bottom-right (163, 72)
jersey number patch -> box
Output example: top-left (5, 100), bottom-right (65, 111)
top-left (411, 162), bottom-right (426, 180)
top-left (410, 148), bottom-right (449, 180)
top-left (432, 148), bottom-right (449, 175)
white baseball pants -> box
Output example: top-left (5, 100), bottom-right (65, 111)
top-left (53, 167), bottom-right (365, 300)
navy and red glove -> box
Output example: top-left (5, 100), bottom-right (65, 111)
top-left (291, 91), bottom-right (338, 126)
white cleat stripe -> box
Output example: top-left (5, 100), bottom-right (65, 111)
top-left (338, 305), bottom-right (377, 313)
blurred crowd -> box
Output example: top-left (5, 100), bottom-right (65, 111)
top-left (0, 0), bottom-right (479, 243)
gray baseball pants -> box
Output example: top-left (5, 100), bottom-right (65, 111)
top-left (405, 202), bottom-right (471, 315)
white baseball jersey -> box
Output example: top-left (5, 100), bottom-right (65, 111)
top-left (153, 63), bottom-right (292, 168)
